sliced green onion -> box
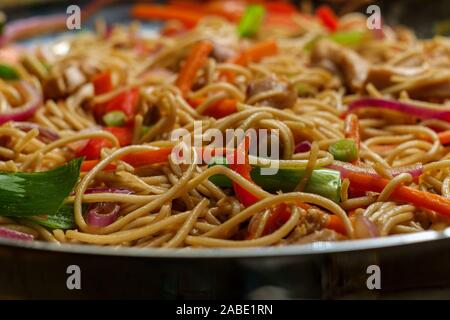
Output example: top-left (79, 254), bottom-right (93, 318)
top-left (0, 63), bottom-right (20, 80)
top-left (296, 83), bottom-right (317, 97)
top-left (103, 110), bottom-right (126, 127)
top-left (208, 156), bottom-right (232, 188)
top-left (305, 31), bottom-right (366, 51)
top-left (0, 158), bottom-right (82, 217)
top-left (237, 5), bottom-right (265, 38)
top-left (27, 204), bottom-right (84, 229)
top-left (208, 156), bottom-right (341, 203)
top-left (328, 139), bottom-right (358, 162)
top-left (251, 167), bottom-right (341, 203)
top-left (328, 31), bottom-right (366, 46)
top-left (140, 125), bottom-right (152, 137)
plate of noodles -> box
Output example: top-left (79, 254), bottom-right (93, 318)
top-left (0, 0), bottom-right (450, 264)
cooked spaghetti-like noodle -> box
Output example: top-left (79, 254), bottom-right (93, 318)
top-left (1, 5), bottom-right (450, 249)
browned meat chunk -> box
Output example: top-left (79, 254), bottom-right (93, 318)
top-left (295, 229), bottom-right (347, 244)
top-left (247, 76), bottom-right (297, 109)
top-left (365, 65), bottom-right (426, 89)
top-left (408, 79), bottom-right (450, 100)
top-left (311, 39), bottom-right (368, 92)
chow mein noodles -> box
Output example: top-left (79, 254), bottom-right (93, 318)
top-left (0, 2), bottom-right (449, 248)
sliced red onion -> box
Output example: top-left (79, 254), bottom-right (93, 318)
top-left (0, 226), bottom-right (34, 241)
top-left (294, 141), bottom-right (312, 153)
top-left (86, 202), bottom-right (120, 228)
top-left (326, 160), bottom-right (423, 181)
top-left (348, 98), bottom-right (450, 122)
top-left (0, 14), bottom-right (67, 46)
top-left (0, 81), bottom-right (42, 124)
top-left (85, 188), bottom-right (132, 195)
top-left (353, 215), bottom-right (379, 239)
top-left (11, 121), bottom-right (60, 143)
top-left (84, 188), bottom-right (131, 227)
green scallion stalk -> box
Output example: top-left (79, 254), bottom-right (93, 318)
top-left (237, 5), bottom-right (265, 38)
top-left (0, 64), bottom-right (20, 80)
top-left (208, 156), bottom-right (232, 188)
top-left (103, 110), bottom-right (126, 127)
top-left (140, 125), bottom-right (152, 137)
top-left (328, 30), bottom-right (366, 46)
top-left (305, 31), bottom-right (366, 51)
top-left (0, 158), bottom-right (82, 217)
top-left (208, 156), bottom-right (341, 203)
top-left (328, 139), bottom-right (358, 162)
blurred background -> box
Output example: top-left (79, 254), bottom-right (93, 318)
top-left (0, 0), bottom-right (449, 38)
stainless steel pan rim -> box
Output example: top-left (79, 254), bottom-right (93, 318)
top-left (1, 228), bottom-right (450, 258)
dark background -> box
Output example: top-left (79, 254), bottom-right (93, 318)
top-left (1, 0), bottom-right (450, 38)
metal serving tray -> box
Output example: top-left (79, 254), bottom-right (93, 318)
top-left (2, 230), bottom-right (450, 299)
top-left (1, 0), bottom-right (450, 299)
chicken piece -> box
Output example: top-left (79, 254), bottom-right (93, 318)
top-left (365, 65), bottom-right (426, 89)
top-left (246, 76), bottom-right (297, 109)
top-left (311, 39), bottom-right (368, 92)
top-left (295, 229), bottom-right (347, 243)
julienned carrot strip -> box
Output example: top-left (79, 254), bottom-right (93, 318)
top-left (223, 40), bottom-right (278, 82)
top-left (326, 215), bottom-right (347, 235)
top-left (265, 13), bottom-right (299, 30)
top-left (131, 4), bottom-right (204, 28)
top-left (121, 147), bottom-right (174, 167)
top-left (230, 39), bottom-right (278, 66)
top-left (422, 130), bottom-right (450, 145)
top-left (80, 147), bottom-right (173, 172)
top-left (345, 114), bottom-right (360, 148)
top-left (438, 130), bottom-right (450, 145)
top-left (81, 160), bottom-right (116, 172)
top-left (81, 146), bottom-right (233, 172)
top-left (175, 40), bottom-right (214, 96)
top-left (188, 97), bottom-right (237, 118)
top-left (345, 171), bottom-right (450, 218)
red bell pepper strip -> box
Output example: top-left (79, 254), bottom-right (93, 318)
top-left (75, 127), bottom-right (133, 161)
top-left (76, 136), bottom-right (111, 161)
top-left (316, 5), bottom-right (339, 32)
top-left (228, 135), bottom-right (260, 207)
top-left (92, 70), bottom-right (112, 95)
top-left (106, 126), bottom-right (133, 147)
top-left (101, 87), bottom-right (140, 125)
top-left (176, 40), bottom-right (214, 96)
top-left (225, 136), bottom-right (314, 237)
top-left (262, 203), bottom-right (291, 235)
top-left (264, 2), bottom-right (296, 15)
